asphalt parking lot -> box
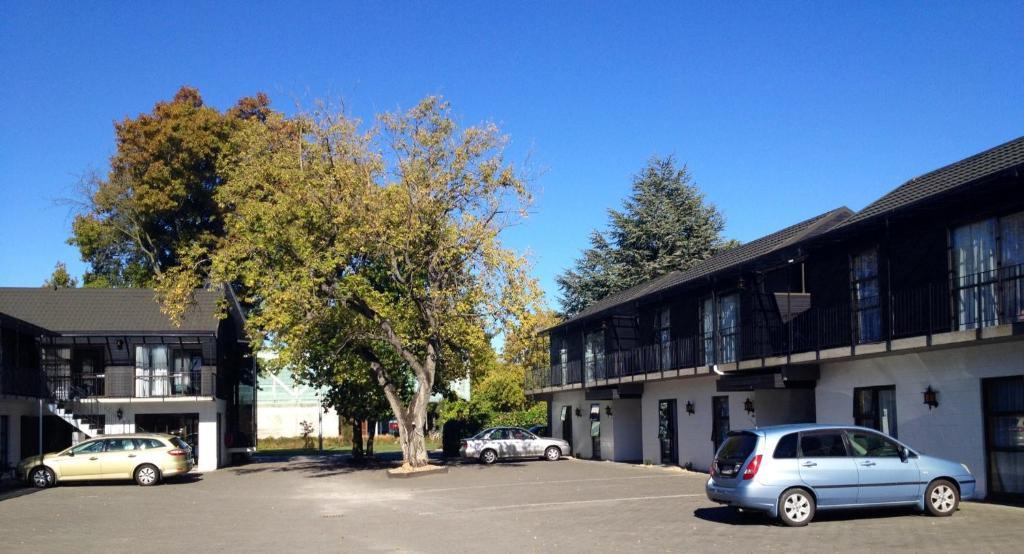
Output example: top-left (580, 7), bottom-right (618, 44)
top-left (1, 455), bottom-right (1022, 553)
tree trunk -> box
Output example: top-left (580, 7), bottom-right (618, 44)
top-left (368, 359), bottom-right (432, 468)
top-left (366, 420), bottom-right (376, 457)
top-left (351, 420), bottom-right (364, 459)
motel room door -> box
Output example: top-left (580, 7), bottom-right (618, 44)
top-left (560, 405), bottom-right (573, 455)
top-left (658, 399), bottom-right (678, 465)
top-left (712, 396), bottom-right (730, 454)
top-left (984, 376), bottom-right (1024, 501)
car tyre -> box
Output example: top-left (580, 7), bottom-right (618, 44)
top-left (544, 446), bottom-right (561, 461)
top-left (134, 464), bottom-right (161, 486)
top-left (480, 449), bottom-right (498, 465)
top-left (924, 479), bottom-right (959, 517)
top-left (778, 488), bottom-right (815, 527)
top-left (30, 466), bottom-right (55, 489)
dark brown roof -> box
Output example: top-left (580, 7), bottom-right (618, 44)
top-left (0, 288), bottom-right (224, 334)
top-left (553, 206), bottom-right (854, 330)
top-left (838, 135), bottom-right (1024, 228)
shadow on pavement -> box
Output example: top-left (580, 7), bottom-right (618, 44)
top-left (694, 505), bottom-right (923, 526)
top-left (234, 450), bottom-right (534, 478)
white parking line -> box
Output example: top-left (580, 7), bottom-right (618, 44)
top-left (410, 473), bottom-right (694, 494)
top-left (417, 493), bottom-right (703, 516)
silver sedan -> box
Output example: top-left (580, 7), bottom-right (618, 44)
top-left (460, 427), bottom-right (570, 464)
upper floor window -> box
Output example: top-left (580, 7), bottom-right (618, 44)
top-left (584, 329), bottom-right (604, 380)
top-left (951, 211), bottom-right (1024, 329)
top-left (701, 294), bottom-right (740, 365)
top-left (851, 248), bottom-right (881, 343)
top-left (658, 307), bottom-right (671, 369)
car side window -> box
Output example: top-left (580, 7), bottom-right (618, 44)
top-left (773, 433), bottom-right (799, 458)
top-left (847, 431), bottom-right (901, 457)
top-left (104, 439), bottom-right (137, 452)
top-left (511, 429), bottom-right (529, 440)
top-left (137, 439), bottom-right (164, 450)
top-left (489, 429), bottom-right (508, 440)
top-left (799, 432), bottom-right (848, 457)
top-left (71, 440), bottom-right (105, 454)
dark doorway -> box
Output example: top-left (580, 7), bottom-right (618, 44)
top-left (560, 405), bottom-right (573, 455)
top-left (712, 396), bottom-right (730, 454)
top-left (135, 413), bottom-right (198, 440)
top-left (72, 347), bottom-right (105, 397)
top-left (983, 376), bottom-right (1024, 501)
top-left (589, 403), bottom-right (601, 460)
top-left (658, 399), bottom-right (678, 465)
top-left (20, 415), bottom-right (72, 457)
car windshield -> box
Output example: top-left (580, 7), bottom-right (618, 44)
top-left (717, 432), bottom-right (758, 462)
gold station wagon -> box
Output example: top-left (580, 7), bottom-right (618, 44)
top-left (18, 433), bottom-right (194, 487)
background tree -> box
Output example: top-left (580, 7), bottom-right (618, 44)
top-left (42, 261), bottom-right (78, 288)
top-left (69, 86), bottom-right (273, 287)
top-left (556, 156), bottom-right (738, 316)
top-left (161, 98), bottom-right (535, 469)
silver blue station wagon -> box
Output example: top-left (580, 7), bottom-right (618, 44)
top-left (705, 424), bottom-right (975, 526)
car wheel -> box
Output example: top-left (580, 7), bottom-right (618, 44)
top-left (778, 488), bottom-right (815, 527)
top-left (544, 446), bottom-right (561, 461)
top-left (480, 449), bottom-right (498, 465)
top-left (134, 464), bottom-right (161, 486)
top-left (30, 466), bottom-right (55, 489)
top-left (925, 479), bottom-right (959, 517)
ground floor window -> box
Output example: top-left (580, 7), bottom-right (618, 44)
top-left (984, 376), bottom-right (1024, 499)
top-left (854, 386), bottom-right (898, 437)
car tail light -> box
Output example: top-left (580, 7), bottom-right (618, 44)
top-left (168, 449), bottom-right (187, 457)
top-left (743, 455), bottom-right (762, 480)
top-left (709, 458), bottom-right (717, 477)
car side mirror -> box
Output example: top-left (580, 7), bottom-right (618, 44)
top-left (899, 446), bottom-right (909, 463)
top-left (67, 451), bottom-right (74, 457)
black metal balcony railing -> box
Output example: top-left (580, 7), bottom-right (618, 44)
top-left (46, 369), bottom-right (217, 401)
top-left (526, 267), bottom-right (1024, 390)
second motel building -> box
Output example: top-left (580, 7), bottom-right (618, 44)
top-left (527, 137), bottom-right (1024, 502)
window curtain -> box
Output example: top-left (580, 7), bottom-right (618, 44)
top-left (135, 346), bottom-right (169, 397)
top-left (853, 249), bottom-right (881, 342)
top-left (1001, 211), bottom-right (1024, 323)
top-left (702, 297), bottom-right (715, 365)
top-left (559, 347), bottom-right (568, 385)
top-left (718, 294), bottom-right (740, 363)
top-left (659, 308), bottom-right (672, 370)
top-left (952, 219), bottom-right (997, 329)
top-left (173, 353), bottom-right (201, 395)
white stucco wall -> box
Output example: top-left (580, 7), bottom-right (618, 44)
top-left (816, 340), bottom-right (1024, 499)
top-left (258, 406), bottom-right (340, 439)
top-left (611, 399), bottom-right (643, 462)
top-left (641, 376), bottom-right (756, 471)
top-left (95, 399), bottom-right (227, 471)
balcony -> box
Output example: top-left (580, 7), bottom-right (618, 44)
top-left (526, 266), bottom-right (1024, 392)
top-left (46, 368), bottom-right (218, 401)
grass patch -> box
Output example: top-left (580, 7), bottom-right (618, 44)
top-left (255, 435), bottom-right (440, 456)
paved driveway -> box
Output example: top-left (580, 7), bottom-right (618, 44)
top-left (1, 456), bottom-right (1020, 552)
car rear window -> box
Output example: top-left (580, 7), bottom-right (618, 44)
top-left (773, 433), bottom-right (799, 458)
top-left (717, 432), bottom-right (758, 462)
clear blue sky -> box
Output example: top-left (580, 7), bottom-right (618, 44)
top-left (2, 2), bottom-right (1022, 309)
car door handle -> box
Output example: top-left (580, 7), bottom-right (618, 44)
top-left (89, 457), bottom-right (99, 461)
top-left (801, 461), bottom-right (817, 467)
top-left (128, 454), bottom-right (137, 458)
top-left (860, 461), bottom-right (876, 467)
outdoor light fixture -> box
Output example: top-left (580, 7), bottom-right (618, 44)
top-left (685, 401), bottom-right (695, 415)
top-left (115, 339), bottom-right (125, 349)
top-left (575, 407), bottom-right (582, 418)
top-left (923, 386), bottom-right (939, 410)
top-left (116, 408), bottom-right (123, 420)
top-left (744, 398), bottom-right (755, 415)
top-left (605, 405), bottom-right (613, 417)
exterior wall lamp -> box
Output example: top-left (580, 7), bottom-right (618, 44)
top-left (605, 405), bottom-right (613, 417)
top-left (744, 397), bottom-right (755, 415)
top-left (574, 407), bottom-right (582, 418)
top-left (923, 386), bottom-right (939, 410)
top-left (116, 408), bottom-right (123, 420)
top-left (685, 401), bottom-right (695, 415)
